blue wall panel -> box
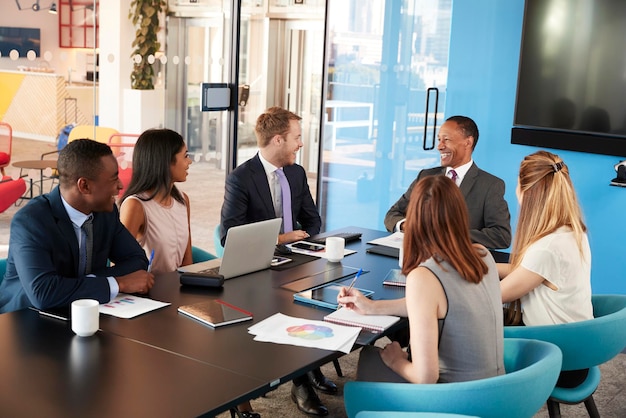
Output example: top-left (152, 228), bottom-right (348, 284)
top-left (447, 0), bottom-right (626, 293)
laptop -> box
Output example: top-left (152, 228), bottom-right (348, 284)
top-left (177, 218), bottom-right (282, 279)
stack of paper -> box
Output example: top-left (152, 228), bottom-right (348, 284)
top-left (248, 313), bottom-right (361, 354)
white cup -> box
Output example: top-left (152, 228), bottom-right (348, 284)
top-left (325, 237), bottom-right (345, 263)
top-left (71, 299), bottom-right (100, 337)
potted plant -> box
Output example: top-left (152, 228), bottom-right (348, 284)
top-left (128, 0), bottom-right (166, 90)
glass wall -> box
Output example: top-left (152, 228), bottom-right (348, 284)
top-left (319, 0), bottom-right (451, 231)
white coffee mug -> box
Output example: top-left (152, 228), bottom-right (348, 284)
top-left (325, 237), bottom-right (345, 263)
top-left (71, 299), bottom-right (100, 337)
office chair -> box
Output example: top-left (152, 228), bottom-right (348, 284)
top-left (344, 338), bottom-right (562, 418)
top-left (356, 413), bottom-right (479, 418)
top-left (0, 122), bottom-right (13, 176)
top-left (504, 294), bottom-right (626, 418)
top-left (213, 225), bottom-right (225, 258)
top-left (0, 176), bottom-right (26, 212)
top-left (0, 257), bottom-right (6, 286)
top-left (192, 246), bottom-right (217, 263)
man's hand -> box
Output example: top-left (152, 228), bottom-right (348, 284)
top-left (278, 230), bottom-right (310, 244)
top-left (115, 270), bottom-right (155, 294)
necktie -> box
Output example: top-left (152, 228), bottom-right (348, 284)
top-left (449, 169), bottom-right (458, 185)
top-left (79, 215), bottom-right (94, 275)
top-left (275, 169), bottom-right (293, 233)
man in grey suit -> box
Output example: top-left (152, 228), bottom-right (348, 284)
top-left (0, 139), bottom-right (154, 313)
top-left (384, 115), bottom-right (511, 249)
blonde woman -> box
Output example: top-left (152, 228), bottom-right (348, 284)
top-left (499, 150), bottom-right (592, 326)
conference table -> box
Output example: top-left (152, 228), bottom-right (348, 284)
top-left (0, 227), bottom-right (409, 417)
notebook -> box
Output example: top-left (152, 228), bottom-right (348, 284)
top-left (324, 308), bottom-right (400, 333)
top-left (293, 283), bottom-right (374, 310)
top-left (178, 299), bottom-right (253, 328)
top-left (177, 218), bottom-right (282, 279)
top-left (383, 269), bottom-right (406, 287)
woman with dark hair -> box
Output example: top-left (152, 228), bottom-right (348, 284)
top-left (338, 175), bottom-right (504, 383)
top-left (119, 128), bottom-right (193, 274)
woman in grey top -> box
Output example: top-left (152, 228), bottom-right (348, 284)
top-left (338, 175), bottom-right (504, 383)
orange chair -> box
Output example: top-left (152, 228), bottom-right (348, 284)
top-left (0, 122), bottom-right (13, 176)
top-left (0, 176), bottom-right (26, 213)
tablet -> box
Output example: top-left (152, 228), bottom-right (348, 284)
top-left (294, 283), bottom-right (374, 310)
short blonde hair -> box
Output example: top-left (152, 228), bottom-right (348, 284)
top-left (254, 107), bottom-right (302, 148)
top-left (511, 150), bottom-right (587, 268)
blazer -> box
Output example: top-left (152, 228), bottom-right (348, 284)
top-left (220, 153), bottom-right (321, 246)
top-left (384, 163), bottom-right (512, 249)
top-left (0, 187), bottom-right (148, 313)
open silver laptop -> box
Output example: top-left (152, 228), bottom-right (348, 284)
top-left (178, 218), bottom-right (281, 279)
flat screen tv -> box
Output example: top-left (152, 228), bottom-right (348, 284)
top-left (512, 0), bottom-right (626, 158)
top-left (0, 27), bottom-right (40, 57)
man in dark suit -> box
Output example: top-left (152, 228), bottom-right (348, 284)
top-left (0, 139), bottom-right (154, 314)
top-left (384, 115), bottom-right (511, 249)
top-left (220, 107), bottom-right (332, 416)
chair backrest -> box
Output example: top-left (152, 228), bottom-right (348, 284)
top-left (0, 122), bottom-right (13, 170)
top-left (0, 257), bottom-right (7, 286)
top-left (0, 177), bottom-right (26, 213)
top-left (67, 125), bottom-right (119, 144)
top-left (191, 246), bottom-right (217, 263)
top-left (356, 413), bottom-right (480, 418)
top-left (344, 338), bottom-right (562, 418)
top-left (213, 225), bottom-right (225, 258)
top-left (504, 294), bottom-right (626, 371)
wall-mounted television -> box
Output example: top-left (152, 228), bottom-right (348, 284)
top-left (0, 27), bottom-right (40, 57)
top-left (512, 0), bottom-right (626, 158)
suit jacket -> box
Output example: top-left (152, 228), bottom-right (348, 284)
top-left (384, 163), bottom-right (511, 249)
top-left (0, 187), bottom-right (148, 313)
top-left (220, 154), bottom-right (321, 246)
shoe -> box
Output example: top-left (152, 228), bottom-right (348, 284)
top-left (290, 381), bottom-right (329, 416)
top-left (230, 407), bottom-right (261, 418)
top-left (307, 369), bottom-right (337, 394)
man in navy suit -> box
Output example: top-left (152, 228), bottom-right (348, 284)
top-left (0, 139), bottom-right (154, 314)
top-left (220, 107), bottom-right (332, 416)
top-left (384, 115), bottom-right (511, 249)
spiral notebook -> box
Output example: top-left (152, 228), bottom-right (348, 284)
top-left (323, 308), bottom-right (400, 333)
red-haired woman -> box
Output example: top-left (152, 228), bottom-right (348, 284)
top-left (338, 175), bottom-right (504, 383)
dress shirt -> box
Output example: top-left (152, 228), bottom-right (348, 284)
top-left (61, 196), bottom-right (119, 300)
top-left (258, 152), bottom-right (282, 217)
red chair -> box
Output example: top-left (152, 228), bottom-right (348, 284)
top-left (0, 122), bottom-right (13, 176)
top-left (108, 133), bottom-right (140, 198)
top-left (0, 176), bottom-right (26, 213)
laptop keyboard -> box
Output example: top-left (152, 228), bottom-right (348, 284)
top-left (198, 267), bottom-right (220, 275)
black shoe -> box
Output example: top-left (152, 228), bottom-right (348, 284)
top-left (290, 381), bottom-right (329, 416)
top-left (307, 369), bottom-right (338, 394)
top-left (230, 408), bottom-right (261, 418)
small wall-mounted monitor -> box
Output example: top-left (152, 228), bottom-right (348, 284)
top-left (202, 83), bottom-right (231, 111)
top-left (0, 27), bottom-right (41, 57)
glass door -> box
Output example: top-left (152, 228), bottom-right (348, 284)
top-left (319, 0), bottom-right (451, 231)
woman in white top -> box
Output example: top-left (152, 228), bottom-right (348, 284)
top-left (499, 150), bottom-right (592, 326)
top-left (119, 129), bottom-right (193, 274)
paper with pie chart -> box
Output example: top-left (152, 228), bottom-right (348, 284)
top-left (248, 313), bottom-right (360, 353)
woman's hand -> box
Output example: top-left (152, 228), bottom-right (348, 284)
top-left (337, 287), bottom-right (371, 314)
top-left (380, 341), bottom-right (408, 370)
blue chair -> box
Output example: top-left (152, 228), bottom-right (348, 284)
top-left (344, 338), bottom-right (562, 418)
top-left (356, 413), bottom-right (479, 418)
top-left (191, 246), bottom-right (217, 263)
top-left (213, 225), bottom-right (224, 258)
top-left (504, 294), bottom-right (626, 418)
top-left (0, 257), bottom-right (6, 286)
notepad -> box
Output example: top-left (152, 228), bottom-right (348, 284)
top-left (178, 299), bottom-right (253, 328)
top-left (383, 269), bottom-right (406, 287)
top-left (323, 308), bottom-right (400, 333)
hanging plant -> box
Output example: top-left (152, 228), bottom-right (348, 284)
top-left (129, 0), bottom-right (166, 90)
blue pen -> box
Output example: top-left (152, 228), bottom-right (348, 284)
top-left (346, 268), bottom-right (363, 293)
top-left (147, 249), bottom-right (155, 272)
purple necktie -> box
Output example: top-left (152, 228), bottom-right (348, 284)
top-left (275, 169), bottom-right (293, 233)
top-left (449, 169), bottom-right (458, 185)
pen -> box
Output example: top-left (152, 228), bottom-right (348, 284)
top-left (147, 249), bottom-right (155, 272)
top-left (346, 268), bottom-right (363, 293)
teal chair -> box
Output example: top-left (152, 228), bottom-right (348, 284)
top-left (191, 246), bottom-right (217, 263)
top-left (344, 338), bottom-right (562, 418)
top-left (0, 257), bottom-right (6, 286)
top-left (357, 413), bottom-right (479, 418)
top-left (213, 225), bottom-right (224, 258)
top-left (504, 294), bottom-right (626, 418)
